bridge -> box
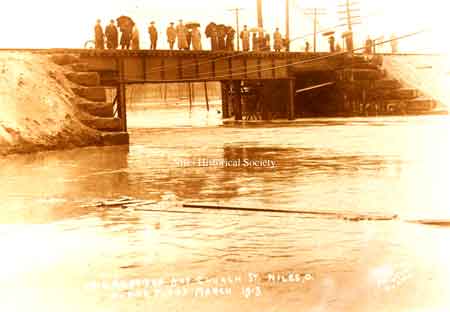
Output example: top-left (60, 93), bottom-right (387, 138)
top-left (3, 48), bottom-right (441, 140)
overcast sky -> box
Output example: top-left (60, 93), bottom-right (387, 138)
top-left (1, 0), bottom-right (448, 53)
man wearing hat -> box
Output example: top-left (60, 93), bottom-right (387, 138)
top-left (240, 25), bottom-right (250, 52)
top-left (166, 22), bottom-right (177, 50)
top-left (105, 19), bottom-right (118, 50)
top-left (148, 21), bottom-right (158, 50)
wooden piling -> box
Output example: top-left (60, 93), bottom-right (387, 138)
top-left (117, 59), bottom-right (127, 131)
top-left (204, 82), bottom-right (210, 111)
top-left (233, 80), bottom-right (242, 121)
top-left (288, 79), bottom-right (295, 120)
top-left (221, 82), bottom-right (230, 118)
top-left (188, 82), bottom-right (193, 113)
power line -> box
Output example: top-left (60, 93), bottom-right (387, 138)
top-left (303, 8), bottom-right (328, 52)
top-left (118, 29), bottom-right (429, 84)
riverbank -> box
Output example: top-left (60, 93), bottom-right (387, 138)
top-left (0, 52), bottom-right (111, 156)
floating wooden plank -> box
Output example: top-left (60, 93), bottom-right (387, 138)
top-left (296, 82), bottom-right (335, 94)
top-left (182, 202), bottom-right (398, 221)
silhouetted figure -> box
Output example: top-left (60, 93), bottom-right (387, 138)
top-left (262, 34), bottom-right (270, 51)
top-left (240, 25), bottom-right (250, 51)
top-left (273, 28), bottom-right (283, 52)
top-left (105, 20), bottom-right (118, 49)
top-left (365, 36), bottom-right (373, 54)
top-left (390, 33), bottom-right (398, 53)
top-left (252, 33), bottom-right (259, 51)
top-left (117, 16), bottom-right (134, 50)
top-left (94, 19), bottom-right (104, 49)
top-left (205, 22), bottom-right (219, 51)
top-left (345, 36), bottom-right (354, 52)
top-left (217, 25), bottom-right (227, 50)
top-left (131, 26), bottom-right (140, 50)
top-left (328, 35), bottom-right (335, 52)
top-left (148, 21), bottom-right (158, 50)
top-left (225, 27), bottom-right (235, 51)
top-left (305, 41), bottom-right (310, 52)
top-left (185, 28), bottom-right (192, 50)
top-left (191, 26), bottom-right (202, 50)
top-left (176, 20), bottom-right (188, 50)
top-left (336, 42), bottom-right (342, 52)
top-left (166, 22), bottom-right (176, 50)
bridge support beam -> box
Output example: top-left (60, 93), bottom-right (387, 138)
top-left (232, 80), bottom-right (242, 121)
top-left (288, 79), bottom-right (296, 120)
top-left (116, 84), bottom-right (127, 131)
top-left (221, 82), bottom-right (231, 119)
top-left (117, 59), bottom-right (127, 132)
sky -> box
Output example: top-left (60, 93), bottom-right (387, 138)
top-left (0, 0), bottom-right (448, 53)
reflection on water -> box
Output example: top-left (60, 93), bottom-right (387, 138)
top-left (0, 103), bottom-right (449, 311)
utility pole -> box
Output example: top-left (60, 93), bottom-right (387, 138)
top-left (338, 0), bottom-right (361, 52)
top-left (303, 8), bottom-right (327, 52)
top-left (227, 8), bottom-right (245, 51)
top-left (285, 0), bottom-right (290, 51)
top-left (257, 0), bottom-right (263, 28)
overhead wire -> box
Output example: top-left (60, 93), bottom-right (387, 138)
top-left (119, 28), bottom-right (429, 84)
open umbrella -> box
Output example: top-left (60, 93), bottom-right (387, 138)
top-left (205, 22), bottom-right (216, 37)
top-left (185, 22), bottom-right (201, 29)
top-left (116, 15), bottom-right (135, 31)
top-left (249, 27), bottom-right (265, 33)
top-left (341, 31), bottom-right (353, 38)
top-left (322, 31), bottom-right (335, 36)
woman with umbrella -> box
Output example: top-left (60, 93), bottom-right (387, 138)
top-left (225, 26), bottom-right (236, 51)
top-left (216, 24), bottom-right (226, 50)
top-left (117, 16), bottom-right (134, 50)
top-left (187, 23), bottom-right (202, 51)
top-left (205, 22), bottom-right (218, 51)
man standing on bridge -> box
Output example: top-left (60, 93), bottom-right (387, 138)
top-left (94, 19), bottom-right (105, 49)
top-left (105, 20), bottom-right (118, 50)
top-left (166, 22), bottom-right (177, 50)
top-left (240, 25), bottom-right (250, 52)
top-left (273, 28), bottom-right (283, 52)
top-left (148, 21), bottom-right (158, 50)
top-left (176, 20), bottom-right (188, 50)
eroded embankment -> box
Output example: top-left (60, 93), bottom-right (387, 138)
top-left (383, 54), bottom-right (450, 109)
top-left (0, 52), bottom-right (116, 156)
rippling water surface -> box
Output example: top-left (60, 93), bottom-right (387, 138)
top-left (1, 103), bottom-right (449, 312)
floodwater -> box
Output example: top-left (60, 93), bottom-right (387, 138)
top-left (1, 102), bottom-right (449, 312)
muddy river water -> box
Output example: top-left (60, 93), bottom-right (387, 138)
top-left (1, 103), bottom-right (449, 312)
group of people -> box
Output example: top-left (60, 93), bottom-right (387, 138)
top-left (95, 19), bottom-right (140, 50)
top-left (364, 34), bottom-right (399, 54)
top-left (94, 18), bottom-right (288, 52)
top-left (96, 18), bottom-right (399, 54)
top-left (239, 26), bottom-right (285, 52)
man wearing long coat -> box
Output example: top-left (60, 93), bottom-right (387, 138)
top-left (105, 20), bottom-right (118, 49)
top-left (273, 28), bottom-right (283, 52)
top-left (148, 22), bottom-right (158, 50)
top-left (240, 25), bottom-right (250, 51)
top-left (191, 26), bottom-right (202, 50)
top-left (94, 19), bottom-right (104, 49)
top-left (176, 20), bottom-right (188, 50)
top-left (166, 22), bottom-right (177, 50)
top-left (225, 27), bottom-right (235, 51)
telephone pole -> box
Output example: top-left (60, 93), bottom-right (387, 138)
top-left (228, 7), bottom-right (245, 51)
top-left (338, 1), bottom-right (361, 52)
top-left (257, 0), bottom-right (263, 28)
top-left (285, 0), bottom-right (290, 51)
top-left (303, 8), bottom-right (327, 52)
